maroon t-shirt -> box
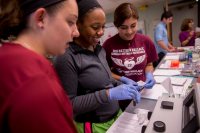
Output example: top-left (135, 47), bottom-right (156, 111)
top-left (0, 43), bottom-right (77, 133)
top-left (103, 33), bottom-right (158, 82)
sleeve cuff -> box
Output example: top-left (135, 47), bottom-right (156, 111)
top-left (95, 89), bottom-right (110, 104)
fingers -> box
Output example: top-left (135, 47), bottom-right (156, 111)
top-left (144, 79), bottom-right (155, 88)
top-left (145, 78), bottom-right (151, 84)
top-left (132, 81), bottom-right (138, 86)
top-left (135, 86), bottom-right (141, 91)
top-left (144, 83), bottom-right (151, 88)
top-left (127, 85), bottom-right (141, 103)
top-left (128, 85), bottom-right (138, 92)
top-left (131, 89), bottom-right (141, 103)
top-left (120, 76), bottom-right (138, 86)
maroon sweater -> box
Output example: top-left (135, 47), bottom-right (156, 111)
top-left (0, 42), bottom-right (77, 133)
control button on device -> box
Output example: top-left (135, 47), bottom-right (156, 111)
top-left (161, 101), bottom-right (174, 110)
top-left (153, 121), bottom-right (166, 132)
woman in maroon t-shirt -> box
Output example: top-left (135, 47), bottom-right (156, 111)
top-left (103, 3), bottom-right (158, 111)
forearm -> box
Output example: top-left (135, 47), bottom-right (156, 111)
top-left (111, 72), bottom-right (121, 80)
top-left (181, 36), bottom-right (192, 46)
top-left (168, 43), bottom-right (174, 49)
top-left (145, 63), bottom-right (154, 73)
top-left (157, 40), bottom-right (170, 51)
top-left (111, 72), bottom-right (126, 86)
top-left (72, 89), bottom-right (109, 116)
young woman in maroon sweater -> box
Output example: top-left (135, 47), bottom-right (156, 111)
top-left (0, 0), bottom-right (79, 133)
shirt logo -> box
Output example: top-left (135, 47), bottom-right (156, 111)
top-left (111, 54), bottom-right (146, 70)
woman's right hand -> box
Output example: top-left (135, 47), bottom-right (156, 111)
top-left (108, 84), bottom-right (141, 103)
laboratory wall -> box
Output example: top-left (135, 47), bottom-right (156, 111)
top-left (171, 4), bottom-right (197, 46)
top-left (105, 1), bottom-right (198, 47)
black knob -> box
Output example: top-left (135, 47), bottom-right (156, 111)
top-left (153, 121), bottom-right (166, 132)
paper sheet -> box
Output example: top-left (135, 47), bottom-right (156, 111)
top-left (141, 84), bottom-right (168, 100)
top-left (166, 52), bottom-right (185, 56)
top-left (153, 69), bottom-right (181, 76)
top-left (137, 80), bottom-right (145, 87)
top-left (159, 60), bottom-right (184, 69)
top-left (154, 76), bottom-right (187, 86)
top-left (106, 110), bottom-right (149, 133)
top-left (164, 55), bottom-right (179, 60)
top-left (178, 46), bottom-right (194, 51)
top-left (141, 78), bottom-right (193, 100)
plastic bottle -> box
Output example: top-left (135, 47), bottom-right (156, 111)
top-left (184, 51), bottom-right (188, 61)
top-left (188, 51), bottom-right (192, 64)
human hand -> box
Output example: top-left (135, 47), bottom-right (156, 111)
top-left (109, 84), bottom-right (141, 103)
top-left (120, 76), bottom-right (137, 85)
top-left (137, 80), bottom-right (146, 91)
top-left (189, 30), bottom-right (195, 36)
top-left (144, 72), bottom-right (155, 89)
top-left (120, 76), bottom-right (140, 91)
top-left (168, 47), bottom-right (176, 52)
top-left (167, 44), bottom-right (176, 52)
top-left (168, 48), bottom-right (174, 52)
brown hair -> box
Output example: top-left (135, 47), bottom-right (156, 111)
top-left (114, 3), bottom-right (139, 27)
top-left (0, 0), bottom-right (21, 40)
top-left (180, 18), bottom-right (193, 31)
top-left (0, 0), bottom-right (66, 40)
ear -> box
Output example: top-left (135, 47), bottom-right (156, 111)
top-left (33, 8), bottom-right (47, 28)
